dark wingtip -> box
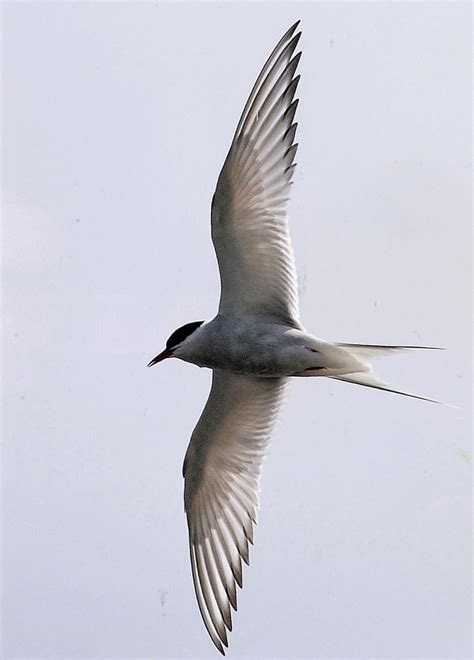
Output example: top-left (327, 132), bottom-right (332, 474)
top-left (214, 637), bottom-right (226, 656)
top-left (289, 19), bottom-right (301, 33)
top-left (289, 31), bottom-right (302, 51)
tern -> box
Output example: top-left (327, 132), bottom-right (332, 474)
top-left (148, 21), bottom-right (439, 654)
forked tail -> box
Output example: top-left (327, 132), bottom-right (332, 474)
top-left (333, 343), bottom-right (443, 403)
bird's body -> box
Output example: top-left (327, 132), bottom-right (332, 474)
top-left (148, 21), bottom-right (438, 655)
top-left (174, 315), bottom-right (368, 378)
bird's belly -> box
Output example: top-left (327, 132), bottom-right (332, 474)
top-left (193, 346), bottom-right (304, 376)
top-left (203, 347), bottom-right (299, 376)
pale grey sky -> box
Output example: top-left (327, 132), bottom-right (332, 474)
top-left (2, 2), bottom-right (472, 659)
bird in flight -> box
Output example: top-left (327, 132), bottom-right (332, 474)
top-left (148, 21), bottom-right (438, 655)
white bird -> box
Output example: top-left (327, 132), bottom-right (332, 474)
top-left (148, 21), bottom-right (439, 654)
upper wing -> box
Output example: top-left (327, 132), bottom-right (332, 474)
top-left (211, 22), bottom-right (302, 326)
top-left (183, 370), bottom-right (286, 653)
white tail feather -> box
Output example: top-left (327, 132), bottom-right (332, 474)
top-left (335, 343), bottom-right (443, 362)
top-left (330, 372), bottom-right (441, 404)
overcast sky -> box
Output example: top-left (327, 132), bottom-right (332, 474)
top-left (2, 2), bottom-right (472, 659)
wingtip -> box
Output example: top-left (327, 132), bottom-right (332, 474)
top-left (280, 21), bottom-right (301, 45)
top-left (289, 19), bottom-right (301, 33)
top-left (214, 638), bottom-right (226, 656)
top-left (289, 31), bottom-right (302, 50)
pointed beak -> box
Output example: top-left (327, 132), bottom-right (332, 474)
top-left (147, 348), bottom-right (174, 367)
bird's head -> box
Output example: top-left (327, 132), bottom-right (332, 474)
top-left (147, 320), bottom-right (204, 367)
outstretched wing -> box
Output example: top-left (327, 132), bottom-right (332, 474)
top-left (183, 370), bottom-right (286, 653)
top-left (211, 22), bottom-right (302, 326)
